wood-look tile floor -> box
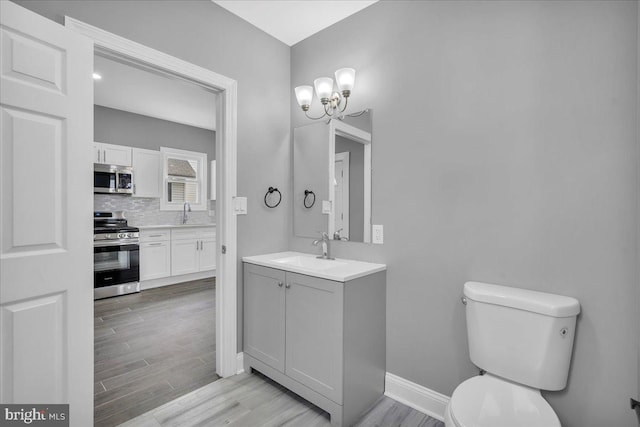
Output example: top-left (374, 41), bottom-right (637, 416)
top-left (94, 278), bottom-right (218, 427)
top-left (119, 371), bottom-right (445, 427)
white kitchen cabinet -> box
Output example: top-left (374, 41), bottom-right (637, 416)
top-left (139, 230), bottom-right (171, 280)
top-left (132, 148), bottom-right (161, 198)
top-left (199, 237), bottom-right (217, 271)
top-left (171, 227), bottom-right (216, 276)
top-left (171, 238), bottom-right (199, 275)
top-left (94, 141), bottom-right (132, 166)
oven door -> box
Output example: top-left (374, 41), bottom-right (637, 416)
top-left (94, 243), bottom-right (140, 288)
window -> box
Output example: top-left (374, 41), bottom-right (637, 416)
top-left (160, 147), bottom-right (207, 211)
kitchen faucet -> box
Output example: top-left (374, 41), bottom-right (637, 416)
top-left (312, 232), bottom-right (333, 259)
top-left (182, 201), bottom-right (191, 224)
top-left (333, 228), bottom-right (348, 241)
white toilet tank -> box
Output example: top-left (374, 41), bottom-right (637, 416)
top-left (464, 282), bottom-right (580, 391)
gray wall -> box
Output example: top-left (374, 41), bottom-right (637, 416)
top-left (335, 135), bottom-right (364, 242)
top-left (95, 105), bottom-right (216, 161)
top-left (291, 1), bottom-right (638, 426)
top-left (14, 0), bottom-right (291, 352)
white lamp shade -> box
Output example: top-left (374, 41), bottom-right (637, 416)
top-left (335, 68), bottom-right (355, 92)
top-left (294, 85), bottom-right (314, 107)
top-left (314, 77), bottom-right (334, 100)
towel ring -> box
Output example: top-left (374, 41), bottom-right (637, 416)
top-left (264, 187), bottom-right (282, 208)
top-left (304, 190), bottom-right (316, 209)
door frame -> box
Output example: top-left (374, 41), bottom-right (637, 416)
top-left (334, 151), bottom-right (350, 239)
top-left (329, 120), bottom-right (372, 242)
top-left (65, 18), bottom-right (239, 377)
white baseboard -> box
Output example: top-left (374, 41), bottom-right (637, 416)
top-left (236, 358), bottom-right (448, 420)
top-left (236, 352), bottom-right (244, 374)
top-left (384, 372), bottom-right (450, 422)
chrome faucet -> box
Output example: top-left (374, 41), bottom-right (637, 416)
top-left (312, 232), bottom-right (333, 259)
top-left (182, 201), bottom-right (191, 224)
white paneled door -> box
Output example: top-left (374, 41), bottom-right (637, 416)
top-left (0, 2), bottom-right (93, 426)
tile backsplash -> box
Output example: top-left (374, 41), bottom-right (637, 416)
top-left (95, 195), bottom-right (215, 226)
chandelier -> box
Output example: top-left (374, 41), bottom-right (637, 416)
top-left (294, 68), bottom-right (356, 121)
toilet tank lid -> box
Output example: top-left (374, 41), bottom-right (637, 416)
top-left (464, 282), bottom-right (580, 317)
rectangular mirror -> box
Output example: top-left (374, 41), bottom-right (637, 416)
top-left (293, 110), bottom-right (372, 243)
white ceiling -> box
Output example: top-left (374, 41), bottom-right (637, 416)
top-left (94, 55), bottom-right (217, 131)
top-left (213, 0), bottom-right (378, 46)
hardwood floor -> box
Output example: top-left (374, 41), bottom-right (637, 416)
top-left (94, 278), bottom-right (218, 427)
top-left (118, 370), bottom-right (445, 427)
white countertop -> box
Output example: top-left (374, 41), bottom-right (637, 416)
top-left (135, 224), bottom-right (216, 230)
top-left (243, 251), bottom-right (386, 282)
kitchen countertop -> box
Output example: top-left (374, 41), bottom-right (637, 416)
top-left (135, 224), bottom-right (216, 230)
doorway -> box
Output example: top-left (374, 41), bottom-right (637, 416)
top-left (65, 10), bottom-right (239, 413)
top-left (92, 52), bottom-right (220, 425)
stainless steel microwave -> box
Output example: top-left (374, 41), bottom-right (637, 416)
top-left (94, 164), bottom-right (133, 194)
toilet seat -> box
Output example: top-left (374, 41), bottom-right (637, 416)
top-left (449, 374), bottom-right (560, 427)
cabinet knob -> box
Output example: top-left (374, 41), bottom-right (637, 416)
top-left (277, 281), bottom-right (283, 287)
top-left (285, 283), bottom-right (291, 289)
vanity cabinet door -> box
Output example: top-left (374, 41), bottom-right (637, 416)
top-left (285, 272), bottom-right (343, 404)
top-left (244, 264), bottom-right (286, 373)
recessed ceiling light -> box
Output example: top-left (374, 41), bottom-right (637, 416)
top-left (92, 73), bottom-right (102, 80)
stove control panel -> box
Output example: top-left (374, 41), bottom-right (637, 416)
top-left (94, 231), bottom-right (140, 243)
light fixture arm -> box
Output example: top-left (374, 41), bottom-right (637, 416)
top-left (304, 110), bottom-right (330, 120)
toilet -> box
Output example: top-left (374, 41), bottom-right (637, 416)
top-left (445, 281), bottom-right (580, 427)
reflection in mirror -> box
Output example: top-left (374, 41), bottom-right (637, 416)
top-left (293, 110), bottom-right (372, 243)
top-left (293, 122), bottom-right (330, 237)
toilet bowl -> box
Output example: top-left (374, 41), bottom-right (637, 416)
top-left (446, 282), bottom-right (580, 427)
top-left (444, 374), bottom-right (560, 427)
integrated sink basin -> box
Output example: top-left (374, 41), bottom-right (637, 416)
top-left (242, 251), bottom-right (386, 282)
top-left (272, 255), bottom-right (347, 271)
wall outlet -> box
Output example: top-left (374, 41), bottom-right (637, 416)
top-left (372, 224), bottom-right (384, 244)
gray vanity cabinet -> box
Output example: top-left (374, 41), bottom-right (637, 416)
top-left (285, 271), bottom-right (343, 403)
top-left (243, 262), bottom-right (386, 427)
top-left (243, 265), bottom-right (286, 373)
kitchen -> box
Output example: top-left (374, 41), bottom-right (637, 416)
top-left (91, 54), bottom-right (219, 425)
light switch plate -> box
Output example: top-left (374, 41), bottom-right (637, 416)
top-left (234, 197), bottom-right (247, 215)
top-left (372, 224), bottom-right (384, 244)
top-left (322, 200), bottom-right (332, 214)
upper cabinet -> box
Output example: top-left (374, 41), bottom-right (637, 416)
top-left (132, 148), bottom-right (161, 198)
top-left (94, 141), bottom-right (132, 166)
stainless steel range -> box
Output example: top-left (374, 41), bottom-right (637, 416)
top-left (94, 211), bottom-right (140, 299)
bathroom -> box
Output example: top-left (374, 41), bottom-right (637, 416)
top-left (1, 1), bottom-right (639, 426)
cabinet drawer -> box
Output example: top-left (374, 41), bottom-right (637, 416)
top-left (201, 229), bottom-right (216, 239)
top-left (171, 227), bottom-right (215, 240)
top-left (140, 229), bottom-right (170, 242)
